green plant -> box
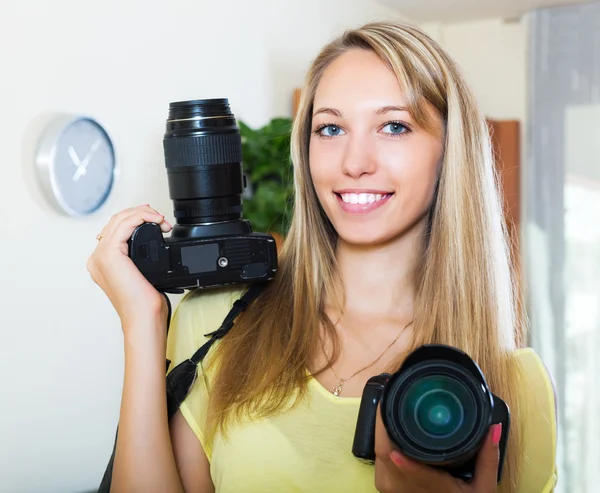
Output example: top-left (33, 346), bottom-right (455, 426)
top-left (238, 117), bottom-right (294, 236)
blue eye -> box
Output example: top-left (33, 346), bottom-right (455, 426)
top-left (319, 125), bottom-right (345, 137)
top-left (382, 122), bottom-right (409, 135)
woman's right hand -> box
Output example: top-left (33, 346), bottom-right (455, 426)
top-left (87, 204), bottom-right (173, 331)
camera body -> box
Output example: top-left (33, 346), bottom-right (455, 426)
top-left (128, 98), bottom-right (278, 292)
top-left (352, 344), bottom-right (510, 484)
top-left (129, 221), bottom-right (277, 292)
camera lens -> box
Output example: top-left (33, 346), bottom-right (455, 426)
top-left (383, 363), bottom-right (490, 465)
top-left (163, 98), bottom-right (244, 224)
top-left (400, 375), bottom-right (477, 450)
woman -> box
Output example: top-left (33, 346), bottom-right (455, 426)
top-left (87, 20), bottom-right (557, 493)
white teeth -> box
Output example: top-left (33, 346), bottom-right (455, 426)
top-left (340, 193), bottom-right (387, 204)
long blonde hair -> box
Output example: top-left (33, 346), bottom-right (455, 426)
top-left (206, 20), bottom-right (526, 492)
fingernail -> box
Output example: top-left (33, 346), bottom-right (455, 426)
top-left (492, 423), bottom-right (502, 445)
top-left (389, 451), bottom-right (404, 467)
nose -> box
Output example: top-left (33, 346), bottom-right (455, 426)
top-left (341, 133), bottom-right (377, 178)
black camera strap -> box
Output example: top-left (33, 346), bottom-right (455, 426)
top-left (165, 282), bottom-right (267, 419)
top-left (97, 282), bottom-right (267, 492)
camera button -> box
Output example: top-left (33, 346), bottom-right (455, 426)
top-left (241, 262), bottom-right (267, 279)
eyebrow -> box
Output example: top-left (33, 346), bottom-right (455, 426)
top-left (312, 105), bottom-right (409, 117)
top-left (313, 107), bottom-right (341, 117)
top-left (376, 105), bottom-right (409, 115)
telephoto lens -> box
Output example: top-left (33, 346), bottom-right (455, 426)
top-left (164, 98), bottom-right (248, 232)
top-left (352, 344), bottom-right (510, 484)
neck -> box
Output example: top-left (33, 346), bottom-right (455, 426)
top-left (330, 220), bottom-right (427, 325)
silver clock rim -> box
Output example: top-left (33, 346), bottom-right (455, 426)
top-left (35, 113), bottom-right (118, 217)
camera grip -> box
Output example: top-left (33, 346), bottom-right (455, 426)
top-left (352, 374), bottom-right (389, 463)
top-left (491, 393), bottom-right (510, 484)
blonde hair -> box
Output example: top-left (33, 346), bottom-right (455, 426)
top-left (206, 20), bottom-right (526, 492)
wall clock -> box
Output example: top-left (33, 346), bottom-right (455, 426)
top-left (35, 114), bottom-right (117, 217)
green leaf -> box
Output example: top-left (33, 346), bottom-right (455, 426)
top-left (238, 117), bottom-right (294, 235)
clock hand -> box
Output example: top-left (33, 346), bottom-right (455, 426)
top-left (81, 139), bottom-right (101, 168)
top-left (72, 139), bottom-right (101, 181)
top-left (68, 146), bottom-right (82, 167)
top-left (73, 167), bottom-right (85, 181)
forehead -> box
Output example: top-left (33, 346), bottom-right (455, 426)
top-left (314, 49), bottom-right (406, 108)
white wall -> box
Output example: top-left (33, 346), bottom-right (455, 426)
top-left (0, 1), bottom-right (407, 492)
top-left (421, 17), bottom-right (528, 122)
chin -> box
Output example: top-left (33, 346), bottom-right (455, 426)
top-left (335, 224), bottom-right (398, 247)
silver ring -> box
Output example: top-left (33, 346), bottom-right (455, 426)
top-left (166, 115), bottom-right (230, 123)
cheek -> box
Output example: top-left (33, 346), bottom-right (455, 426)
top-left (309, 142), bottom-right (336, 196)
top-left (381, 140), bottom-right (441, 202)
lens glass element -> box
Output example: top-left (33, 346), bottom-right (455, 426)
top-left (400, 374), bottom-right (477, 450)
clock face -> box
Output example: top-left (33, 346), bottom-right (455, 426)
top-left (37, 115), bottom-right (116, 216)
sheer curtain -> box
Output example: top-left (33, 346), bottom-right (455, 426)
top-left (527, 4), bottom-right (600, 493)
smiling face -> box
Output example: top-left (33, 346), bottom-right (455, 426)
top-left (308, 48), bottom-right (445, 247)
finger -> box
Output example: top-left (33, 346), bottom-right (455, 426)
top-left (472, 423), bottom-right (502, 492)
top-left (375, 456), bottom-right (409, 493)
top-left (132, 204), bottom-right (172, 233)
top-left (388, 450), bottom-right (447, 488)
top-left (101, 204), bottom-right (164, 238)
top-left (102, 205), bottom-right (146, 236)
top-left (374, 403), bottom-right (411, 492)
top-left (374, 403), bottom-right (394, 459)
top-left (134, 206), bottom-right (173, 233)
top-left (374, 403), bottom-right (446, 490)
top-left (105, 205), bottom-right (171, 238)
top-left (135, 205), bottom-right (173, 233)
top-left (136, 209), bottom-right (172, 233)
top-left (108, 210), bottom-right (171, 244)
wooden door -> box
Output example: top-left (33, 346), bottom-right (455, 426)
top-left (487, 119), bottom-right (521, 268)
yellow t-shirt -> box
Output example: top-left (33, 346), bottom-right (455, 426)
top-left (166, 286), bottom-right (558, 493)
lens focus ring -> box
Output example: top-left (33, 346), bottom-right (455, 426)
top-left (173, 202), bottom-right (243, 220)
top-left (163, 132), bottom-right (242, 168)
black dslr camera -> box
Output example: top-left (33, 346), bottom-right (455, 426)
top-left (352, 344), bottom-right (510, 484)
top-left (128, 98), bottom-right (278, 292)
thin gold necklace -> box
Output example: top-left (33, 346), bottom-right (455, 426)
top-left (323, 320), bottom-right (413, 397)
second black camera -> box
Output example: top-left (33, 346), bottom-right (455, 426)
top-left (352, 344), bottom-right (510, 484)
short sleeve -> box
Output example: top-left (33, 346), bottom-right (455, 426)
top-left (165, 286), bottom-right (247, 460)
top-left (514, 348), bottom-right (558, 492)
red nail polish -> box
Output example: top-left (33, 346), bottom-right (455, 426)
top-left (492, 424), bottom-right (502, 445)
top-left (390, 451), bottom-right (404, 467)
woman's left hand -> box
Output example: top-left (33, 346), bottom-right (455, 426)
top-left (373, 404), bottom-right (502, 493)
